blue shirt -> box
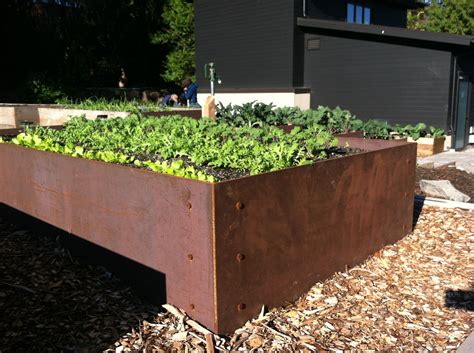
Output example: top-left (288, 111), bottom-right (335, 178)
top-left (184, 82), bottom-right (198, 104)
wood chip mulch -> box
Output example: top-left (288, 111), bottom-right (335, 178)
top-left (109, 206), bottom-right (473, 352)
top-left (415, 165), bottom-right (474, 202)
top-left (0, 221), bottom-right (158, 352)
top-left (1, 206), bottom-right (473, 352)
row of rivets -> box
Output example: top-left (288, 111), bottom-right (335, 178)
top-left (186, 200), bottom-right (247, 314)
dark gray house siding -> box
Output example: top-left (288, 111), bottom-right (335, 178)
top-left (195, 0), bottom-right (299, 91)
top-left (303, 30), bottom-right (452, 129)
top-left (194, 0), bottom-right (474, 147)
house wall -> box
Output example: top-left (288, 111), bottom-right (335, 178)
top-left (305, 0), bottom-right (408, 28)
top-left (194, 0), bottom-right (414, 98)
top-left (304, 30), bottom-right (453, 129)
top-left (196, 92), bottom-right (311, 110)
top-left (195, 0), bottom-right (299, 91)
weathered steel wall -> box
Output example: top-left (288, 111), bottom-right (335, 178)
top-left (0, 145), bottom-right (215, 329)
top-left (0, 139), bottom-right (416, 334)
top-left (145, 110), bottom-right (202, 120)
top-left (213, 141), bottom-right (416, 333)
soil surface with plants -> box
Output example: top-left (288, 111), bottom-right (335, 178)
top-left (56, 98), bottom-right (167, 113)
top-left (0, 206), bottom-right (472, 351)
top-left (415, 165), bottom-right (474, 203)
top-left (217, 102), bottom-right (445, 140)
top-left (0, 115), bottom-right (355, 182)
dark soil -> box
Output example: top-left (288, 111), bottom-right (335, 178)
top-left (415, 165), bottom-right (474, 203)
top-left (130, 146), bottom-right (364, 182)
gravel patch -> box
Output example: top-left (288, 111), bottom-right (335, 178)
top-left (416, 165), bottom-right (474, 203)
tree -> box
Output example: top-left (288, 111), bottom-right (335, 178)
top-left (1, 0), bottom-right (168, 102)
top-left (151, 0), bottom-right (195, 84)
top-left (408, 0), bottom-right (474, 35)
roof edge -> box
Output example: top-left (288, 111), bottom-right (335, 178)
top-left (297, 17), bottom-right (474, 47)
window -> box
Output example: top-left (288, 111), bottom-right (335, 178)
top-left (347, 2), bottom-right (371, 25)
top-left (363, 7), bottom-right (371, 25)
top-left (347, 3), bottom-right (355, 23)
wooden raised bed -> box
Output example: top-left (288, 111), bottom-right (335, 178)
top-left (407, 136), bottom-right (446, 157)
top-left (0, 104), bottom-right (201, 129)
top-left (0, 137), bottom-right (416, 334)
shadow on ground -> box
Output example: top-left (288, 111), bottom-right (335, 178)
top-left (412, 198), bottom-right (424, 230)
top-left (445, 289), bottom-right (474, 312)
top-left (0, 204), bottom-right (165, 352)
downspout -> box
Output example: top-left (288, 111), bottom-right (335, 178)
top-left (303, 0), bottom-right (307, 17)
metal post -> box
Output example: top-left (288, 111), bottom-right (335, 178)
top-left (205, 62), bottom-right (220, 96)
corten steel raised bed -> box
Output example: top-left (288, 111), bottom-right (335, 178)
top-left (145, 109), bottom-right (202, 120)
top-left (0, 137), bottom-right (416, 334)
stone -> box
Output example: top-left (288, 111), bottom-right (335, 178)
top-left (418, 162), bottom-right (434, 169)
top-left (420, 180), bottom-right (470, 203)
top-left (455, 161), bottom-right (474, 174)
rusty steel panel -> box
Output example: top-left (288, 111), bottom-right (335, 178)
top-left (0, 144), bottom-right (216, 329)
top-left (146, 109), bottom-right (202, 120)
top-left (0, 137), bottom-right (416, 334)
top-left (213, 143), bottom-right (416, 333)
top-left (0, 125), bottom-right (63, 137)
top-left (336, 136), bottom-right (409, 150)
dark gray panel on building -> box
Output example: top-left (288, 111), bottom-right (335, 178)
top-left (370, 1), bottom-right (408, 28)
top-left (306, 0), bottom-right (346, 21)
top-left (195, 0), bottom-right (297, 90)
top-left (304, 31), bottom-right (452, 129)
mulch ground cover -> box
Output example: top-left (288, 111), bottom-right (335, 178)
top-left (415, 165), bottom-right (474, 202)
top-left (0, 218), bottom-right (158, 352)
top-left (1, 205), bottom-right (472, 351)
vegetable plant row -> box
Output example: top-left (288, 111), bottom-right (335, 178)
top-left (56, 97), bottom-right (167, 113)
top-left (0, 115), bottom-right (341, 182)
top-left (217, 102), bottom-right (445, 140)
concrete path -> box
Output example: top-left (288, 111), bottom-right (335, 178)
top-left (457, 331), bottom-right (474, 353)
top-left (418, 146), bottom-right (474, 173)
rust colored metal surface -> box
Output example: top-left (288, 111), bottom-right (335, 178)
top-left (0, 138), bottom-right (416, 334)
top-left (0, 144), bottom-right (216, 329)
top-left (145, 109), bottom-right (202, 120)
top-left (335, 130), bottom-right (364, 138)
top-left (0, 128), bottom-right (23, 136)
top-left (337, 136), bottom-right (409, 150)
top-left (0, 125), bottom-right (63, 137)
top-left (213, 142), bottom-right (416, 333)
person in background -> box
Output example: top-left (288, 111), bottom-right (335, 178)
top-left (159, 90), bottom-right (180, 108)
top-left (181, 78), bottom-right (200, 108)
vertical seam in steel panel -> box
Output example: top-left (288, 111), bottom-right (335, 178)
top-left (211, 183), bottom-right (218, 331)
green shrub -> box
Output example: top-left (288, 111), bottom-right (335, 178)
top-left (29, 79), bottom-right (66, 104)
top-left (216, 101), bottom-right (445, 140)
top-left (55, 98), bottom-right (166, 113)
